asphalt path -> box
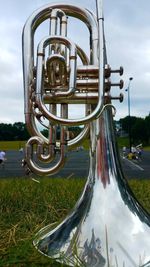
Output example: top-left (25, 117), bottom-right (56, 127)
top-left (0, 149), bottom-right (149, 179)
top-left (120, 151), bottom-right (150, 179)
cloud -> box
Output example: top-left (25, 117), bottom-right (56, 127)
top-left (103, 1), bottom-right (150, 119)
top-left (0, 0), bottom-right (150, 124)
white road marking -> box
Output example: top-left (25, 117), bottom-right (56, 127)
top-left (124, 158), bottom-right (144, 171)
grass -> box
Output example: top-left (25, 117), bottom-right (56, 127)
top-left (0, 177), bottom-right (150, 266)
top-left (0, 178), bottom-right (85, 267)
top-left (0, 139), bottom-right (149, 152)
top-left (117, 137), bottom-right (150, 151)
top-left (0, 140), bottom-right (90, 151)
top-left (0, 141), bottom-right (26, 151)
top-left (117, 136), bottom-right (129, 148)
top-left (144, 146), bottom-right (150, 151)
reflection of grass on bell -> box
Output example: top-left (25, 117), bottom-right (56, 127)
top-left (34, 222), bottom-right (87, 267)
top-left (58, 250), bottom-right (86, 267)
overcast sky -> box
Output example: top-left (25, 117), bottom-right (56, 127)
top-left (0, 0), bottom-right (150, 124)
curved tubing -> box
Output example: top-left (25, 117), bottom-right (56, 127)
top-left (26, 104), bottom-right (90, 150)
top-left (22, 3), bottom-right (105, 172)
top-left (25, 136), bottom-right (55, 163)
top-left (22, 3), bottom-right (101, 123)
top-left (25, 113), bottom-right (48, 144)
top-left (68, 124), bottom-right (89, 148)
top-left (76, 44), bottom-right (89, 66)
top-left (22, 3), bottom-right (100, 150)
top-left (36, 35), bottom-right (77, 98)
top-left (35, 24), bottom-right (104, 126)
top-left (46, 54), bottom-right (68, 86)
top-left (36, 146), bottom-right (55, 163)
top-left (25, 133), bottom-right (66, 176)
top-left (25, 114), bottom-right (57, 166)
top-left (36, 127), bottom-right (56, 163)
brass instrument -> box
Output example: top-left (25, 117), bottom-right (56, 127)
top-left (22, 0), bottom-right (150, 266)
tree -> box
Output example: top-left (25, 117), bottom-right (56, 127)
top-left (119, 116), bottom-right (137, 134)
top-left (119, 114), bottom-right (150, 146)
top-left (131, 118), bottom-right (147, 145)
top-left (145, 114), bottom-right (150, 144)
top-left (40, 126), bottom-right (82, 140)
top-left (0, 122), bottom-right (30, 141)
top-left (0, 123), bottom-right (14, 140)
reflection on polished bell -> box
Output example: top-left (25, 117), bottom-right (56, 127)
top-left (33, 110), bottom-right (150, 267)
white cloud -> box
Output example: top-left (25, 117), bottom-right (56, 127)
top-left (0, 0), bottom-right (150, 125)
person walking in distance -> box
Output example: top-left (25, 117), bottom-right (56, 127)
top-left (0, 150), bottom-right (6, 169)
top-left (122, 146), bottom-right (127, 159)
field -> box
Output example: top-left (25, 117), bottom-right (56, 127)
top-left (0, 141), bottom-right (26, 151)
top-left (0, 177), bottom-right (150, 267)
top-left (0, 139), bottom-right (149, 151)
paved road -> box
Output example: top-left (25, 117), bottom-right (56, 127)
top-left (121, 151), bottom-right (150, 179)
top-left (0, 150), bottom-right (90, 178)
top-left (0, 150), bottom-right (149, 179)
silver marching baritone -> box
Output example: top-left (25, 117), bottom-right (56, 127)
top-left (22, 0), bottom-right (150, 266)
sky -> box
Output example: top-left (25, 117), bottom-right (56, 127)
top-left (0, 0), bottom-right (150, 124)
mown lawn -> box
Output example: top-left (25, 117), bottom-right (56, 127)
top-left (0, 141), bottom-right (26, 151)
top-left (0, 177), bottom-right (150, 266)
top-left (0, 140), bottom-right (150, 151)
top-left (0, 178), bottom-right (85, 267)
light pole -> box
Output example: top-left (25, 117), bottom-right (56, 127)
top-left (126, 77), bottom-right (133, 153)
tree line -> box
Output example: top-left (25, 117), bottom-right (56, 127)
top-left (0, 114), bottom-right (150, 145)
top-left (118, 113), bottom-right (150, 146)
top-left (0, 122), bottom-right (30, 141)
top-left (0, 122), bottom-right (82, 141)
